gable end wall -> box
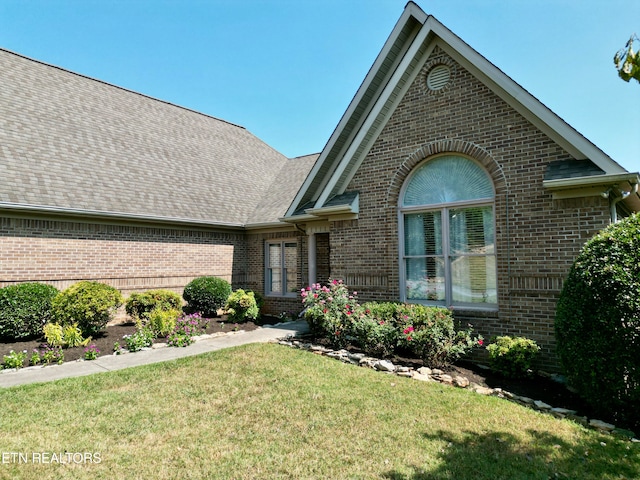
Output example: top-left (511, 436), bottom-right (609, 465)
top-left (329, 48), bottom-right (610, 371)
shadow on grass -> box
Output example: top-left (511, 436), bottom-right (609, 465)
top-left (384, 429), bottom-right (638, 480)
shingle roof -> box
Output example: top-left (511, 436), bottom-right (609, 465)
top-left (544, 159), bottom-right (605, 181)
top-left (0, 49), bottom-right (312, 227)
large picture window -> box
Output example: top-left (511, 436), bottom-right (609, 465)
top-left (400, 155), bottom-right (497, 309)
top-left (265, 240), bottom-right (298, 297)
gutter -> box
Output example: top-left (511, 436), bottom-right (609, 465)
top-left (0, 202), bottom-right (245, 230)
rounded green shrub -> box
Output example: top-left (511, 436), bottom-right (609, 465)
top-left (225, 289), bottom-right (259, 323)
top-left (556, 213), bottom-right (640, 430)
top-left (486, 336), bottom-right (539, 378)
top-left (0, 282), bottom-right (59, 340)
top-left (183, 276), bottom-right (232, 317)
top-left (52, 281), bottom-right (124, 337)
top-left (125, 289), bottom-right (182, 321)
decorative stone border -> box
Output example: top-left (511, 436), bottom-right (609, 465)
top-left (277, 338), bottom-right (639, 442)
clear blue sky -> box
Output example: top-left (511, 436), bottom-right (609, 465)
top-left (1, 0), bottom-right (638, 172)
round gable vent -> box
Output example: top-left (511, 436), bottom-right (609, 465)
top-left (426, 65), bottom-right (451, 91)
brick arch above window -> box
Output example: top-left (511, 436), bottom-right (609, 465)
top-left (385, 139), bottom-right (507, 208)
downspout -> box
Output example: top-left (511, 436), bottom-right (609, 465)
top-left (610, 183), bottom-right (638, 223)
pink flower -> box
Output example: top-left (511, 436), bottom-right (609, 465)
top-left (478, 339), bottom-right (484, 346)
top-left (379, 321), bottom-right (385, 325)
top-left (403, 326), bottom-right (414, 335)
top-left (407, 336), bottom-right (412, 342)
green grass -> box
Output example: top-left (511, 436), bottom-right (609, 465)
top-left (0, 343), bottom-right (637, 479)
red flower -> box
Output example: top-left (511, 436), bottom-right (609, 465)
top-left (407, 336), bottom-right (412, 341)
top-left (478, 339), bottom-right (484, 346)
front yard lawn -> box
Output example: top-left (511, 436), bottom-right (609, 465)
top-left (0, 343), bottom-right (636, 479)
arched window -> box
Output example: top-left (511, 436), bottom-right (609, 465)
top-left (399, 155), bottom-right (497, 309)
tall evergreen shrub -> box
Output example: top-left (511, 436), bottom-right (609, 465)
top-left (556, 212), bottom-right (640, 430)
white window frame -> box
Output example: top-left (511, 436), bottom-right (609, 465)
top-left (264, 239), bottom-right (298, 298)
top-left (398, 156), bottom-right (497, 311)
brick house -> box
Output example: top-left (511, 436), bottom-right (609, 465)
top-left (1, 2), bottom-right (638, 368)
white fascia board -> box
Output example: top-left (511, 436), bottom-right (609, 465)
top-left (284, 4), bottom-right (426, 219)
top-left (543, 172), bottom-right (640, 190)
top-left (315, 24), bottom-right (433, 208)
top-left (432, 23), bottom-right (626, 174)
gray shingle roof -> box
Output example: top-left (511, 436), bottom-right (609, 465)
top-left (544, 159), bottom-right (605, 181)
top-left (0, 49), bottom-right (312, 226)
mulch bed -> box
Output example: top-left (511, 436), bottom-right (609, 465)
top-left (0, 314), bottom-right (272, 364)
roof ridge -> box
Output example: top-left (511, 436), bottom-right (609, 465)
top-left (0, 47), bottom-right (245, 130)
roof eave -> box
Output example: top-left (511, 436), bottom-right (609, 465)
top-left (0, 202), bottom-right (245, 230)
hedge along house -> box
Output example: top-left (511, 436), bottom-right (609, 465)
top-left (0, 2), bottom-right (638, 368)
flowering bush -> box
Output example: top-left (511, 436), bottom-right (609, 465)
top-left (167, 313), bottom-right (204, 347)
top-left (351, 315), bottom-right (398, 358)
top-left (3, 350), bottom-right (27, 369)
top-left (302, 280), bottom-right (360, 348)
top-left (83, 344), bottom-right (100, 361)
top-left (398, 305), bottom-right (482, 368)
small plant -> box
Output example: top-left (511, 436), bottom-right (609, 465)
top-left (43, 322), bottom-right (64, 347)
top-left (3, 350), bottom-right (27, 369)
top-left (0, 282), bottom-right (59, 341)
top-left (122, 328), bottom-right (154, 352)
top-left (37, 344), bottom-right (64, 365)
top-left (113, 341), bottom-right (124, 355)
top-left (51, 281), bottom-right (123, 337)
top-left (29, 349), bottom-right (41, 366)
top-left (225, 289), bottom-right (259, 323)
top-left (487, 336), bottom-right (540, 378)
top-left (125, 289), bottom-right (182, 322)
top-left (83, 344), bottom-right (100, 360)
top-left (167, 313), bottom-right (203, 347)
top-left (183, 276), bottom-right (232, 317)
top-left (63, 323), bottom-right (89, 347)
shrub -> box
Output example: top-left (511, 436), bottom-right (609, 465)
top-left (51, 281), bottom-right (123, 337)
top-left (302, 280), bottom-right (359, 348)
top-left (183, 276), bottom-right (231, 317)
top-left (398, 305), bottom-right (482, 368)
top-left (556, 212), bottom-right (640, 430)
top-left (351, 314), bottom-right (398, 358)
top-left (486, 336), bottom-right (539, 378)
top-left (225, 289), bottom-right (259, 323)
top-left (145, 308), bottom-right (181, 337)
top-left (0, 282), bottom-right (59, 340)
top-left (125, 290), bottom-right (182, 322)
top-left (43, 322), bottom-right (89, 348)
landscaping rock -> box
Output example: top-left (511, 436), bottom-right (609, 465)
top-left (412, 372), bottom-right (432, 382)
top-left (534, 400), bottom-right (552, 410)
top-left (453, 375), bottom-right (469, 388)
top-left (374, 360), bottom-right (396, 372)
top-left (589, 419), bottom-right (615, 432)
top-left (417, 367), bottom-right (432, 376)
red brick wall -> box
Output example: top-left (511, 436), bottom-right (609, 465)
top-left (328, 47), bottom-right (611, 370)
top-left (0, 216), bottom-right (247, 310)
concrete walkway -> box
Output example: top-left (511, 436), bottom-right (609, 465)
top-left (0, 320), bottom-right (309, 388)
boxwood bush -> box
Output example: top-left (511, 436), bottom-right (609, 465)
top-left (486, 336), bottom-right (539, 378)
top-left (556, 212), bottom-right (640, 430)
top-left (51, 281), bottom-right (124, 337)
top-left (125, 289), bottom-right (182, 322)
top-left (0, 283), bottom-right (59, 340)
top-left (183, 276), bottom-right (231, 317)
